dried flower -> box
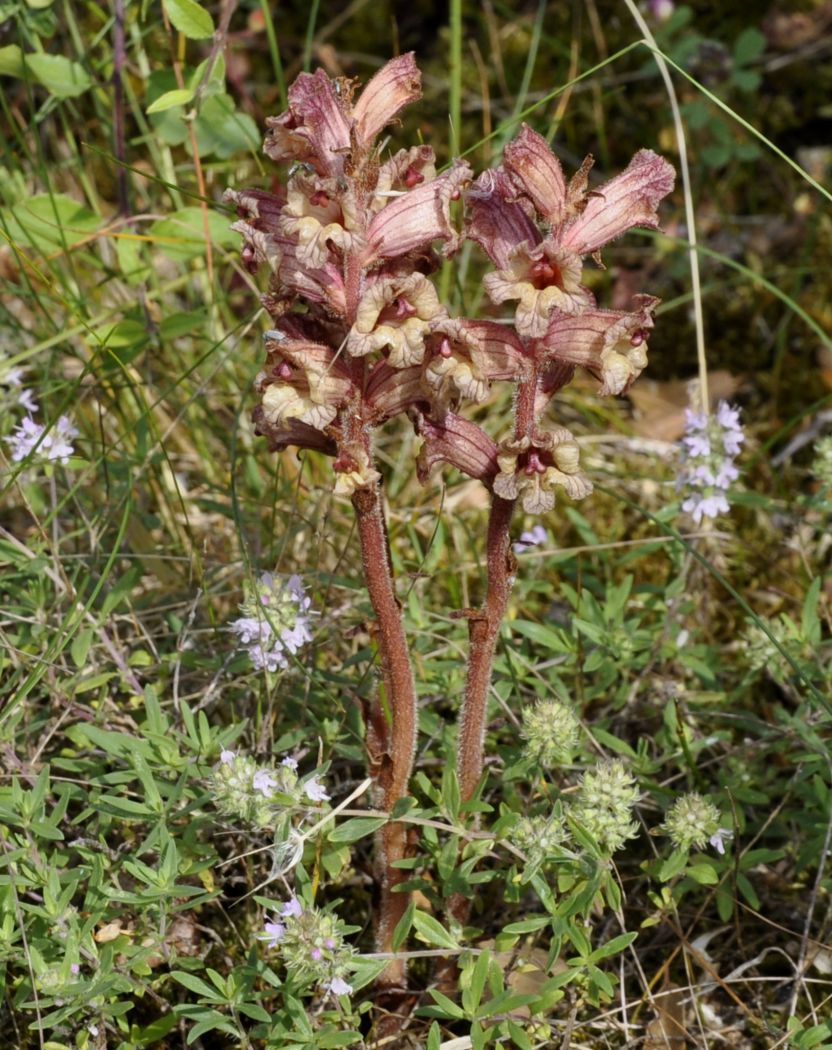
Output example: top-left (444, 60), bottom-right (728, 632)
top-left (229, 572), bottom-right (313, 672)
top-left (521, 698), bottom-right (581, 766)
top-left (660, 793), bottom-right (723, 853)
top-left (573, 759), bottom-right (640, 853)
top-left (678, 401), bottom-right (745, 523)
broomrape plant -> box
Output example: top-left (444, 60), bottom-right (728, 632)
top-left (226, 53), bottom-right (675, 995)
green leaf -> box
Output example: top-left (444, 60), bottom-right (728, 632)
top-left (24, 53), bottom-right (91, 98)
top-left (2, 193), bottom-right (99, 252)
top-left (147, 87), bottom-right (195, 114)
top-left (658, 849), bottom-right (689, 882)
top-left (589, 931), bottom-right (637, 962)
top-left (193, 93), bottom-right (259, 158)
top-left (70, 628), bottom-right (94, 669)
top-left (170, 970), bottom-right (224, 1001)
top-left (412, 910), bottom-right (459, 950)
top-left (426, 988), bottom-right (466, 1019)
top-left (148, 207), bottom-right (236, 261)
top-left (0, 45), bottom-right (24, 77)
top-left (733, 27), bottom-right (766, 65)
top-left (163, 0), bottom-right (215, 39)
top-left (686, 862), bottom-right (719, 886)
top-left (328, 816), bottom-right (387, 843)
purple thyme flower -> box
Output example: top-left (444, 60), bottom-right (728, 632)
top-left (6, 414), bottom-right (78, 465)
top-left (228, 572), bottom-right (315, 672)
top-left (678, 401), bottom-right (745, 524)
top-left (262, 920), bottom-right (286, 947)
top-left (513, 524), bottom-right (549, 553)
top-left (219, 749), bottom-right (236, 764)
top-left (709, 828), bottom-right (733, 855)
top-left (281, 896), bottom-right (303, 919)
top-left (281, 756), bottom-right (299, 771)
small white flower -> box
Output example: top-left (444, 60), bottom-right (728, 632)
top-left (252, 770), bottom-right (278, 796)
top-left (678, 402), bottom-right (744, 524)
top-left (304, 776), bottom-right (330, 802)
top-left (18, 389), bottom-right (39, 414)
top-left (325, 975), bottom-right (353, 997)
top-left (281, 756), bottom-right (299, 771)
top-left (219, 749), bottom-right (236, 764)
top-left (709, 828), bottom-right (733, 855)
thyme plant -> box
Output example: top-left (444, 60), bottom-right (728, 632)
top-left (226, 52), bottom-right (675, 996)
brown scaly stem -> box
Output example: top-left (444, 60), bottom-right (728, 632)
top-left (351, 478), bottom-right (418, 993)
top-left (436, 370), bottom-right (536, 989)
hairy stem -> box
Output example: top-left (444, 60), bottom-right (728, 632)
top-left (351, 476), bottom-right (418, 992)
top-left (457, 493), bottom-right (516, 801)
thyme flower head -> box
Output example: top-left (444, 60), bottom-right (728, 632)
top-left (521, 698), bottom-right (581, 767)
top-left (229, 572), bottom-right (313, 672)
top-left (510, 811), bottom-right (570, 868)
top-left (211, 749), bottom-right (330, 828)
top-left (661, 792), bottom-right (726, 853)
top-left (259, 897), bottom-right (354, 998)
top-left (678, 401), bottom-right (745, 523)
top-left (573, 759), bottom-right (640, 854)
top-left (6, 414), bottom-right (78, 466)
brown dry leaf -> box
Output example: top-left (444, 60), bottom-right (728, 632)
top-left (644, 981), bottom-right (687, 1049)
top-left (629, 371), bottom-right (742, 441)
top-left (94, 920), bottom-right (126, 943)
top-left (479, 939), bottom-right (567, 1019)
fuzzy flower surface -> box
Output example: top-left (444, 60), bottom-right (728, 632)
top-left (211, 749), bottom-right (330, 828)
top-left (521, 698), bottom-right (581, 767)
top-left (660, 793), bottom-right (724, 852)
top-left (509, 810), bottom-right (571, 873)
top-left (229, 572), bottom-right (313, 671)
top-left (259, 897), bottom-right (354, 998)
top-left (6, 414), bottom-right (78, 465)
top-left (677, 401), bottom-right (745, 523)
top-left (573, 759), bottom-right (640, 853)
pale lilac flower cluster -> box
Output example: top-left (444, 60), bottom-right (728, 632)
top-left (259, 896), bottom-right (354, 999)
top-left (211, 748), bottom-right (330, 828)
top-left (6, 413), bottom-right (78, 466)
top-left (229, 572), bottom-right (313, 671)
top-left (677, 401), bottom-right (744, 523)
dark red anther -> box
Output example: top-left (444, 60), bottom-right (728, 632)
top-left (529, 259), bottom-right (560, 289)
top-left (277, 361), bottom-right (293, 380)
top-left (525, 450), bottom-right (547, 475)
top-left (310, 190), bottom-right (330, 207)
top-left (394, 297), bottom-right (417, 319)
top-left (404, 166), bottom-right (424, 188)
